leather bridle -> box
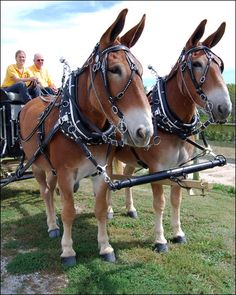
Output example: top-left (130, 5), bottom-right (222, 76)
top-left (88, 43), bottom-right (142, 135)
top-left (177, 45), bottom-right (224, 121)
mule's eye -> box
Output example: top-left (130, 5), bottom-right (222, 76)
top-left (108, 66), bottom-right (121, 75)
top-left (192, 61), bottom-right (202, 68)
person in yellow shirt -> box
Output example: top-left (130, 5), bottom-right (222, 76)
top-left (28, 53), bottom-right (58, 95)
top-left (1, 50), bottom-right (41, 103)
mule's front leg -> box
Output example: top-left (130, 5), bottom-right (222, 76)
top-left (94, 177), bottom-right (116, 262)
top-left (170, 186), bottom-right (187, 244)
top-left (152, 183), bottom-right (168, 253)
top-left (58, 175), bottom-right (77, 266)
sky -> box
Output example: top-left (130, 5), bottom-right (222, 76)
top-left (1, 1), bottom-right (235, 89)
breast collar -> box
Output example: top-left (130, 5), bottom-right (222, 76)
top-left (150, 76), bottom-right (200, 140)
top-left (59, 71), bottom-right (122, 146)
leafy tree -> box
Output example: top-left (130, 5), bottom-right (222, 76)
top-left (227, 83), bottom-right (235, 123)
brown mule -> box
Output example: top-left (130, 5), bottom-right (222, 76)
top-left (107, 19), bottom-right (232, 253)
top-left (19, 9), bottom-right (153, 265)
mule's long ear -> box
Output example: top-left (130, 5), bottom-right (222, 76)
top-left (120, 14), bottom-right (146, 48)
top-left (99, 8), bottom-right (128, 49)
top-left (185, 19), bottom-right (207, 49)
top-left (202, 22), bottom-right (226, 48)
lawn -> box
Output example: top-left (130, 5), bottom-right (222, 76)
top-left (1, 178), bottom-right (235, 294)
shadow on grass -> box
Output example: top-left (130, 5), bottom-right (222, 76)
top-left (1, 185), bottom-right (39, 200)
top-left (2, 205), bottom-right (148, 275)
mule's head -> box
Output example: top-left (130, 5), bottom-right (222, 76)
top-left (87, 9), bottom-right (153, 147)
top-left (175, 19), bottom-right (232, 123)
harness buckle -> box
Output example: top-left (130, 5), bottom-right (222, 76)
top-left (116, 92), bottom-right (124, 100)
top-left (59, 114), bottom-right (69, 125)
top-left (200, 76), bottom-right (206, 84)
top-left (93, 61), bottom-right (101, 72)
top-left (153, 136), bottom-right (161, 145)
top-left (102, 134), bottom-right (108, 142)
top-left (200, 93), bottom-right (207, 101)
top-left (118, 120), bottom-right (127, 134)
top-left (112, 105), bottom-right (118, 114)
top-left (96, 164), bottom-right (111, 183)
top-left (68, 125), bottom-right (76, 134)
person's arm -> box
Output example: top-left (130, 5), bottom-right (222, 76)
top-left (47, 70), bottom-right (58, 93)
top-left (12, 73), bottom-right (38, 84)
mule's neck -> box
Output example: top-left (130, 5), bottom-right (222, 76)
top-left (165, 74), bottom-right (196, 123)
top-left (77, 73), bottom-right (108, 130)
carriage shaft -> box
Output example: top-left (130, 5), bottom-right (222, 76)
top-left (110, 155), bottom-right (226, 191)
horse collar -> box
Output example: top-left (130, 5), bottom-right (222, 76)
top-left (59, 72), bottom-right (122, 146)
top-left (151, 77), bottom-right (199, 140)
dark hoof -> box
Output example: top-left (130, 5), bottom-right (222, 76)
top-left (171, 236), bottom-right (187, 244)
top-left (61, 256), bottom-right (77, 266)
top-left (49, 229), bottom-right (60, 238)
top-left (153, 243), bottom-right (168, 253)
top-left (73, 181), bottom-right (80, 193)
top-left (127, 211), bottom-right (138, 218)
top-left (107, 212), bottom-right (114, 220)
top-left (100, 251), bottom-right (116, 263)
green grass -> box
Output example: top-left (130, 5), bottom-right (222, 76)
top-left (1, 178), bottom-right (235, 294)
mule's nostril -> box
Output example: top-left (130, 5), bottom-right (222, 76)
top-left (218, 105), bottom-right (223, 114)
top-left (137, 126), bottom-right (147, 139)
top-left (217, 104), bottom-right (231, 117)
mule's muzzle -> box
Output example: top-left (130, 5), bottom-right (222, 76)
top-left (136, 125), bottom-right (152, 142)
top-left (217, 104), bottom-right (231, 119)
top-left (124, 124), bottom-right (153, 147)
top-left (213, 101), bottom-right (232, 123)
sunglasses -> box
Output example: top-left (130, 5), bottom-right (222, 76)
top-left (36, 59), bottom-right (44, 62)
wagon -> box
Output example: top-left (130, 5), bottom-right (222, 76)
top-left (0, 89), bottom-right (35, 186)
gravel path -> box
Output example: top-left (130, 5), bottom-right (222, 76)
top-left (200, 162), bottom-right (235, 187)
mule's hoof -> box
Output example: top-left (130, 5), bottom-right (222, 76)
top-left (49, 229), bottom-right (60, 239)
top-left (100, 251), bottom-right (116, 263)
top-left (171, 236), bottom-right (187, 244)
top-left (61, 256), bottom-right (77, 267)
top-left (127, 211), bottom-right (138, 218)
top-left (153, 243), bottom-right (168, 253)
top-left (107, 212), bottom-right (114, 220)
top-left (73, 181), bottom-right (80, 193)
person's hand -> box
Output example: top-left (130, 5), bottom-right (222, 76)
top-left (29, 77), bottom-right (39, 87)
top-left (51, 85), bottom-right (58, 94)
